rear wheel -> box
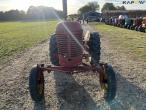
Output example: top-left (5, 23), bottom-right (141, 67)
top-left (29, 65), bottom-right (44, 102)
top-left (49, 34), bottom-right (59, 66)
top-left (88, 32), bottom-right (100, 65)
top-left (99, 64), bottom-right (117, 103)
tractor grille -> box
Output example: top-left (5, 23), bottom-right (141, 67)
top-left (56, 32), bottom-right (83, 58)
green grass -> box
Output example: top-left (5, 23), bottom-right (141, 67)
top-left (94, 23), bottom-right (146, 61)
top-left (0, 21), bottom-right (58, 63)
top-left (1, 21), bottom-right (146, 63)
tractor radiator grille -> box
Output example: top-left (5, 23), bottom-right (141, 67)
top-left (56, 33), bottom-right (82, 58)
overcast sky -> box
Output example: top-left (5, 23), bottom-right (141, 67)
top-left (0, 0), bottom-right (146, 14)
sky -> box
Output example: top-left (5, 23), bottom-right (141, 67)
top-left (0, 0), bottom-right (146, 14)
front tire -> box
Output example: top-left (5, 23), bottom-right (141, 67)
top-left (99, 64), bottom-right (117, 103)
top-left (29, 65), bottom-right (44, 102)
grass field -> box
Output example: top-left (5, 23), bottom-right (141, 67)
top-left (1, 21), bottom-right (146, 64)
top-left (0, 21), bottom-right (58, 63)
top-left (95, 23), bottom-right (146, 61)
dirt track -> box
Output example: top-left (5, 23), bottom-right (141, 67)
top-left (0, 24), bottom-right (146, 110)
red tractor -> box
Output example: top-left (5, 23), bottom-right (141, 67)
top-left (29, 21), bottom-right (117, 103)
top-left (29, 0), bottom-right (116, 104)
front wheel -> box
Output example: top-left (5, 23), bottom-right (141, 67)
top-left (99, 64), bottom-right (117, 102)
top-left (29, 65), bottom-right (44, 102)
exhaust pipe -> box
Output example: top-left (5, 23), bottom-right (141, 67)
top-left (62, 0), bottom-right (67, 20)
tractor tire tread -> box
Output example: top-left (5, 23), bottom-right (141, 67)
top-left (88, 32), bottom-right (101, 64)
top-left (29, 66), bottom-right (44, 102)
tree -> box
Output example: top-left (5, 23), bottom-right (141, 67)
top-left (116, 6), bottom-right (126, 10)
top-left (27, 6), bottom-right (63, 20)
top-left (68, 14), bottom-right (79, 19)
top-left (78, 1), bottom-right (99, 15)
top-left (0, 10), bottom-right (26, 21)
top-left (101, 3), bottom-right (117, 12)
top-left (88, 1), bottom-right (100, 11)
top-left (102, 3), bottom-right (126, 12)
top-left (0, 6), bottom-right (63, 21)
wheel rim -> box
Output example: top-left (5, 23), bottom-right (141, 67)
top-left (37, 72), bottom-right (44, 95)
top-left (99, 65), bottom-right (108, 93)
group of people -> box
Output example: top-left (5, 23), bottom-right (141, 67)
top-left (77, 17), bottom-right (88, 24)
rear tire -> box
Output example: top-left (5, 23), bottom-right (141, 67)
top-left (88, 32), bottom-right (100, 65)
top-left (49, 34), bottom-right (59, 66)
top-left (29, 65), bottom-right (44, 102)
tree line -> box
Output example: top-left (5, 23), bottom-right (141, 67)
top-left (78, 2), bottom-right (126, 15)
top-left (0, 2), bottom-right (126, 21)
top-left (0, 6), bottom-right (64, 21)
top-left (102, 3), bottom-right (126, 12)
